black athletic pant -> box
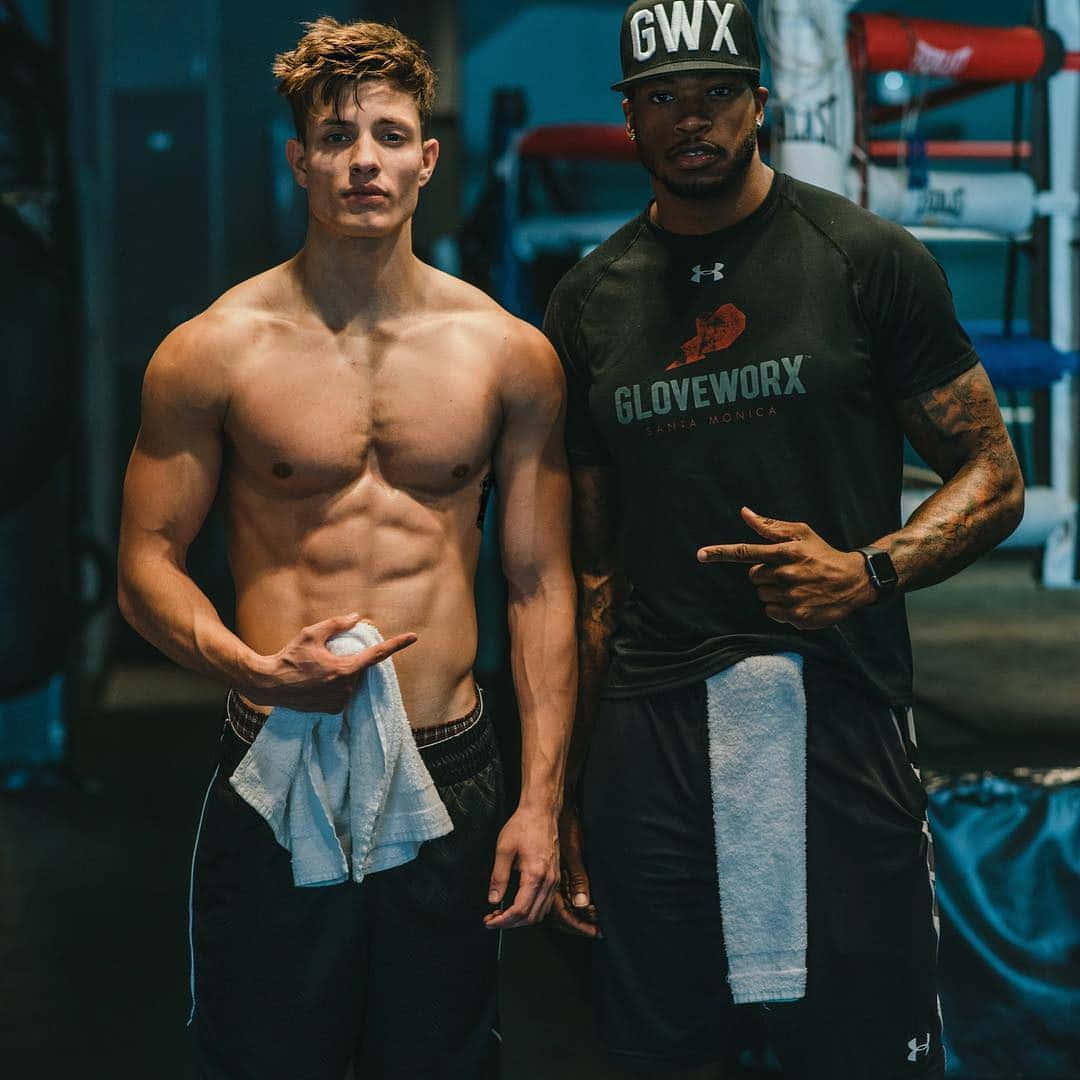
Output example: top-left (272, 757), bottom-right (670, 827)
top-left (584, 658), bottom-right (945, 1078)
top-left (189, 709), bottom-right (503, 1079)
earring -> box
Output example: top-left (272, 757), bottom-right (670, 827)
top-left (628, 128), bottom-right (637, 141)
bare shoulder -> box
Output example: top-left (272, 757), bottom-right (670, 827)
top-left (424, 266), bottom-right (563, 405)
top-left (498, 315), bottom-right (565, 416)
top-left (143, 266), bottom-right (289, 411)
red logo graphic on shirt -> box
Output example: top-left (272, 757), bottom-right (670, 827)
top-left (667, 303), bottom-right (746, 371)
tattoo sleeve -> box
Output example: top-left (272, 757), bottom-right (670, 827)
top-left (567, 464), bottom-right (623, 796)
top-left (882, 363), bottom-right (1024, 591)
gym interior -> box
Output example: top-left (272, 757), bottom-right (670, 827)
top-left (1, 1), bottom-right (1078, 1077)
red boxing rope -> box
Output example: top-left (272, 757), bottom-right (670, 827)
top-left (515, 127), bottom-right (1036, 164)
top-left (851, 14), bottom-right (1074, 81)
top-left (868, 140), bottom-right (1032, 160)
top-left (517, 125), bottom-right (636, 160)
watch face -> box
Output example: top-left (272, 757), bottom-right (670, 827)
top-left (867, 551), bottom-right (899, 589)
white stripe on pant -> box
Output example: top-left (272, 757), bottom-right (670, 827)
top-left (187, 765), bottom-right (220, 1026)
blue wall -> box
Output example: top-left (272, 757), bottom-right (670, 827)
top-left (462, 1), bottom-right (627, 205)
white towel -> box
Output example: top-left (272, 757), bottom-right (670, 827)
top-left (705, 652), bottom-right (807, 1005)
top-left (229, 623), bottom-right (454, 887)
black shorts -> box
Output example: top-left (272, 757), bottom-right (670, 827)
top-left (583, 660), bottom-right (944, 1079)
top-left (189, 697), bottom-right (504, 1080)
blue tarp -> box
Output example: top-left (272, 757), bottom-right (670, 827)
top-left (929, 772), bottom-right (1080, 1078)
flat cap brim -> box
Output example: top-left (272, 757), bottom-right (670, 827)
top-left (612, 58), bottom-right (760, 92)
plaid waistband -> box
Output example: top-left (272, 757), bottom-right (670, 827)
top-left (225, 687), bottom-right (493, 788)
top-left (226, 692), bottom-right (271, 746)
top-left (226, 688), bottom-right (484, 751)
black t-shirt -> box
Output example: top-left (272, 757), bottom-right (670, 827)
top-left (543, 172), bottom-right (977, 705)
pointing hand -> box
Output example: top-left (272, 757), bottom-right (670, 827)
top-left (697, 507), bottom-right (878, 629)
top-left (244, 613), bottom-right (417, 712)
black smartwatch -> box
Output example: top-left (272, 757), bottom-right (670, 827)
top-left (856, 546), bottom-right (899, 603)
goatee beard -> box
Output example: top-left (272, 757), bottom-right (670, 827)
top-left (640, 127), bottom-right (758, 200)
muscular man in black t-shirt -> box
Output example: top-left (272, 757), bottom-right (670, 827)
top-left (545, 3), bottom-right (1023, 1078)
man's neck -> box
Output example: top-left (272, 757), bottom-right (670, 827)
top-left (291, 218), bottom-right (424, 332)
top-left (650, 159), bottom-right (775, 236)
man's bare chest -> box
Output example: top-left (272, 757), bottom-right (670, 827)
top-left (223, 342), bottom-right (502, 500)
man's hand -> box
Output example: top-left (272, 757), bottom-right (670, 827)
top-left (549, 804), bottom-right (601, 939)
top-left (483, 804), bottom-right (560, 930)
top-left (244, 613), bottom-right (417, 713)
top-left (697, 507), bottom-right (875, 630)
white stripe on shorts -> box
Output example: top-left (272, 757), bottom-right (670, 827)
top-left (187, 764), bottom-right (219, 1026)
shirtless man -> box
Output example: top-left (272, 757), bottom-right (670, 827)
top-left (117, 18), bottom-right (574, 1079)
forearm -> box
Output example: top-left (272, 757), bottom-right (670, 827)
top-left (876, 457), bottom-right (1024, 594)
top-left (567, 568), bottom-right (618, 792)
top-left (117, 548), bottom-right (265, 689)
top-left (506, 574), bottom-right (577, 813)
top-left (884, 363), bottom-right (1025, 593)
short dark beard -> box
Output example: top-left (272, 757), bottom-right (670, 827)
top-left (638, 125), bottom-right (758, 200)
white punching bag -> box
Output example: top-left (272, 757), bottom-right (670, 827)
top-left (763, 0), bottom-right (858, 194)
top-left (858, 164), bottom-right (1040, 237)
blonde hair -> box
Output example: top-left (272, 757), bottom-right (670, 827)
top-left (273, 17), bottom-right (437, 140)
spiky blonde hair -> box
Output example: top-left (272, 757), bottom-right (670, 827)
top-left (273, 17), bottom-right (437, 140)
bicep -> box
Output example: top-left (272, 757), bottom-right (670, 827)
top-left (119, 352), bottom-right (225, 568)
top-left (894, 363), bottom-right (1017, 481)
top-left (494, 344), bottom-right (572, 591)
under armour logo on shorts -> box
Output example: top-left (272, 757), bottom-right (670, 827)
top-left (907, 1033), bottom-right (931, 1062)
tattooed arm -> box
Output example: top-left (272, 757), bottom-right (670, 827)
top-left (697, 364), bottom-right (1023, 628)
top-left (880, 362), bottom-right (1024, 590)
top-left (568, 465), bottom-right (622, 785)
top-left (550, 463), bottom-right (621, 937)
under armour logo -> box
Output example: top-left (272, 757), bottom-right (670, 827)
top-left (907, 1033), bottom-right (931, 1063)
top-left (691, 262), bottom-right (725, 283)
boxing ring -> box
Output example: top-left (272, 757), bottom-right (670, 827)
top-left (770, 0), bottom-right (1080, 589)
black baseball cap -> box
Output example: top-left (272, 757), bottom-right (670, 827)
top-left (612, 0), bottom-right (761, 93)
